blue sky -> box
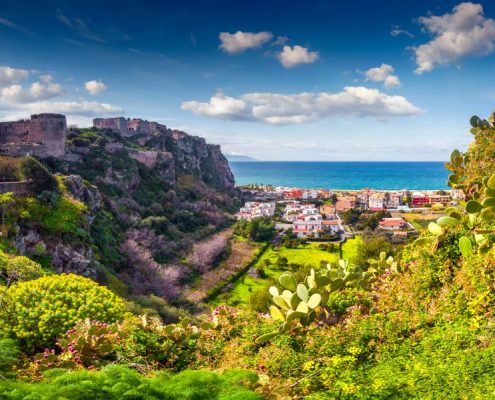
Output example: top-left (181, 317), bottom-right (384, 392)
top-left (0, 0), bottom-right (495, 160)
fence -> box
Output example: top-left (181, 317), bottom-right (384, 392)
top-left (0, 181), bottom-right (33, 196)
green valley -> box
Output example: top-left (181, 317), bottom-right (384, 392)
top-left (0, 112), bottom-right (495, 399)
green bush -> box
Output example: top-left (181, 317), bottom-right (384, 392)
top-left (0, 157), bottom-right (21, 181)
top-left (0, 274), bottom-right (126, 349)
top-left (0, 365), bottom-right (261, 399)
top-left (0, 339), bottom-right (18, 375)
top-left (22, 195), bottom-right (88, 238)
top-left (234, 217), bottom-right (276, 242)
top-left (19, 157), bottom-right (57, 193)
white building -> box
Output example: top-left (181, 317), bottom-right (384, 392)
top-left (369, 195), bottom-right (384, 211)
top-left (237, 202), bottom-right (275, 220)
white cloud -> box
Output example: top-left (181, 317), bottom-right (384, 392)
top-left (1, 75), bottom-right (63, 104)
top-left (0, 66), bottom-right (122, 125)
top-left (365, 64), bottom-right (401, 88)
top-left (181, 87), bottom-right (421, 125)
top-left (180, 92), bottom-right (252, 121)
top-left (84, 80), bottom-right (107, 96)
top-left (272, 35), bottom-right (289, 46)
top-left (0, 17), bottom-right (33, 37)
top-left (277, 45), bottom-right (319, 68)
top-left (219, 31), bottom-right (273, 54)
top-left (390, 25), bottom-right (414, 38)
top-left (414, 2), bottom-right (495, 74)
top-left (56, 9), bottom-right (106, 43)
top-left (16, 100), bottom-right (122, 115)
top-left (0, 66), bottom-right (29, 87)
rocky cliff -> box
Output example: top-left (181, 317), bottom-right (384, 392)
top-left (8, 122), bottom-right (238, 314)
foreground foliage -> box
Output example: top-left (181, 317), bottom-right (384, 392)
top-left (0, 365), bottom-right (261, 400)
top-left (0, 274), bottom-right (126, 349)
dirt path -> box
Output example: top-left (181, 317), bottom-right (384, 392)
top-left (184, 236), bottom-right (262, 303)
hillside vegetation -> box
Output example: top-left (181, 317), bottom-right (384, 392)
top-left (1, 114), bottom-right (495, 398)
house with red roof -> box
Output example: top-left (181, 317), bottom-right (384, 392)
top-left (379, 217), bottom-right (408, 230)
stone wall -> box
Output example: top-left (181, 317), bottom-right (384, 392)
top-left (93, 117), bottom-right (167, 137)
top-left (93, 117), bottom-right (131, 137)
top-left (0, 181), bottom-right (33, 196)
top-left (0, 114), bottom-right (67, 158)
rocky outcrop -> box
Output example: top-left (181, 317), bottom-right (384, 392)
top-left (64, 175), bottom-right (101, 224)
top-left (33, 118), bottom-right (240, 295)
top-left (14, 174), bottom-right (102, 279)
top-left (52, 242), bottom-right (96, 278)
top-left (91, 117), bottom-right (236, 192)
top-left (126, 148), bottom-right (176, 182)
top-left (15, 229), bottom-right (97, 279)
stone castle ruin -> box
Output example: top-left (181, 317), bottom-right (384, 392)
top-left (0, 115), bottom-right (165, 162)
top-left (0, 113), bottom-right (67, 158)
top-left (0, 113), bottom-right (234, 193)
top-left (93, 117), bottom-right (162, 137)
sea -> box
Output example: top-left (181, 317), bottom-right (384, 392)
top-left (229, 161), bottom-right (449, 190)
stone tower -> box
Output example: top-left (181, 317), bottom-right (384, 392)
top-left (0, 113), bottom-right (67, 158)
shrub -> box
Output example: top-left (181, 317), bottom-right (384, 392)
top-left (0, 251), bottom-right (44, 288)
top-left (248, 287), bottom-right (272, 312)
top-left (0, 274), bottom-right (126, 349)
top-left (33, 319), bottom-right (121, 370)
top-left (0, 157), bottom-right (21, 182)
top-left (22, 195), bottom-right (88, 238)
top-left (0, 365), bottom-right (262, 399)
top-left (19, 157), bottom-right (57, 193)
top-left (234, 217), bottom-right (276, 242)
top-left (0, 339), bottom-right (18, 375)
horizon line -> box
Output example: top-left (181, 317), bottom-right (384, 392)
top-left (229, 160), bottom-right (447, 163)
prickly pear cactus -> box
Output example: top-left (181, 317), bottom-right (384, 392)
top-left (256, 256), bottom-right (398, 344)
top-left (424, 113), bottom-right (495, 257)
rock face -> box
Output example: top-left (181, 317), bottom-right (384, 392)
top-left (14, 174), bottom-right (101, 279)
top-left (52, 243), bottom-right (96, 278)
top-left (64, 175), bottom-right (102, 224)
top-left (126, 148), bottom-right (176, 182)
top-left (10, 117), bottom-right (239, 298)
top-left (92, 117), bottom-right (235, 192)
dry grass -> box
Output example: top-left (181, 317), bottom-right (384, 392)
top-left (184, 233), bottom-right (262, 303)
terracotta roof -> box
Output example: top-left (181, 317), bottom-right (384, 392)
top-left (322, 220), bottom-right (339, 225)
top-left (379, 218), bottom-right (405, 227)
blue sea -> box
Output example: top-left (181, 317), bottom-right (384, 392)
top-left (229, 161), bottom-right (449, 190)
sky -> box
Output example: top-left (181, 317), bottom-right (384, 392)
top-left (0, 0), bottom-right (495, 161)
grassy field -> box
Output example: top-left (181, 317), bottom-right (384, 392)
top-left (217, 237), bottom-right (362, 307)
top-left (391, 211), bottom-right (444, 232)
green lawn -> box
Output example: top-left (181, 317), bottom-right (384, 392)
top-left (220, 237), bottom-right (362, 307)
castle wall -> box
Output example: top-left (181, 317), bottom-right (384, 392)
top-left (93, 117), bottom-right (131, 137)
top-left (29, 114), bottom-right (66, 158)
top-left (93, 117), bottom-right (167, 137)
top-left (0, 121), bottom-right (30, 144)
top-left (127, 119), bottom-right (150, 134)
top-left (0, 181), bottom-right (33, 196)
top-left (0, 114), bottom-right (66, 158)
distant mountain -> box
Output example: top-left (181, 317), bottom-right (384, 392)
top-left (226, 154), bottom-right (258, 162)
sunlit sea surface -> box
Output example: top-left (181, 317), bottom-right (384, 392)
top-left (230, 161), bottom-right (449, 190)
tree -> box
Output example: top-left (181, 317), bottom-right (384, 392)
top-left (354, 231), bottom-right (396, 267)
top-left (234, 217), bottom-right (275, 243)
top-left (384, 192), bottom-right (391, 206)
top-left (0, 192), bottom-right (14, 233)
top-left (329, 193), bottom-right (338, 205)
top-left (404, 190), bottom-right (412, 206)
